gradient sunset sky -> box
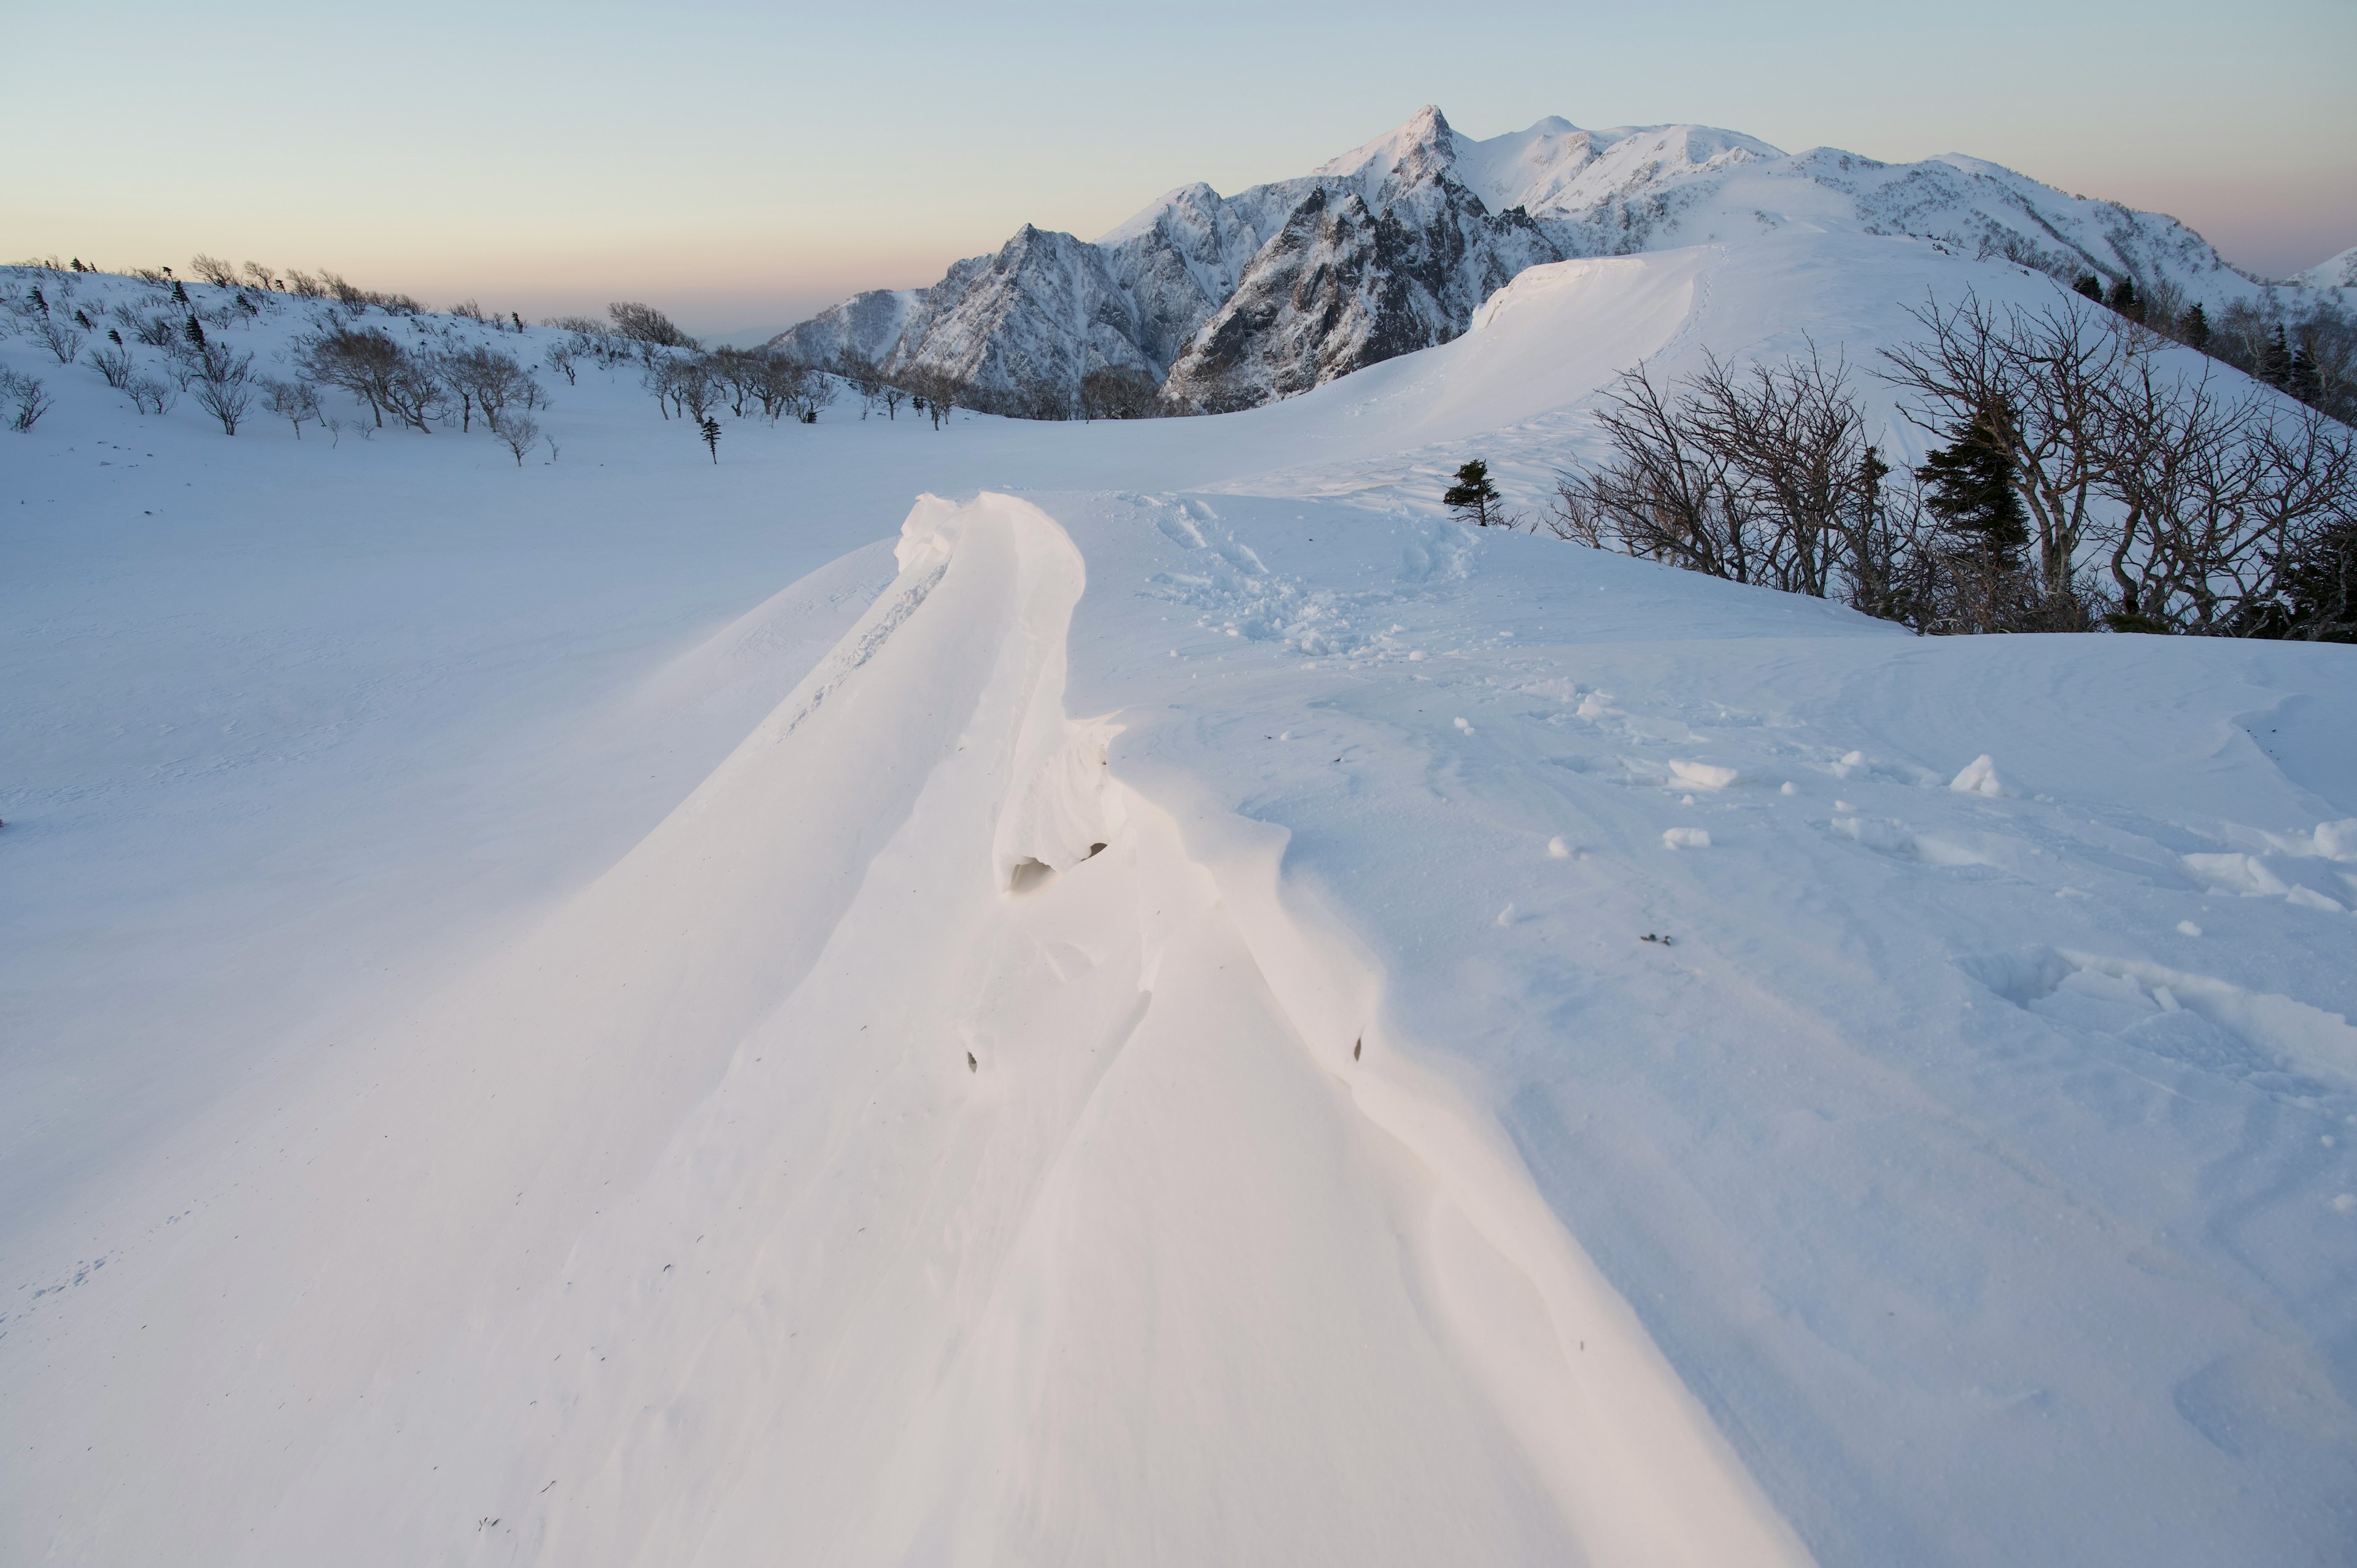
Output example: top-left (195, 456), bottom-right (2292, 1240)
top-left (9, 0), bottom-right (2352, 339)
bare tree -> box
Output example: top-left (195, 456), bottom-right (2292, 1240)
top-left (295, 324), bottom-right (409, 426)
top-left (543, 339), bottom-right (579, 385)
top-left (1078, 366), bottom-right (1160, 420)
top-left (125, 376), bottom-right (174, 415)
top-left (89, 342), bottom-right (139, 389)
top-left (261, 376), bottom-right (322, 437)
top-left (189, 253), bottom-right (238, 287)
top-left (34, 315), bottom-right (85, 365)
top-left (607, 301), bottom-right (699, 349)
top-left (675, 361), bottom-right (718, 423)
top-left (190, 341), bottom-right (256, 433)
top-left (1879, 293), bottom-right (2129, 601)
top-left (2, 368), bottom-right (53, 431)
top-left (492, 412), bottom-right (540, 466)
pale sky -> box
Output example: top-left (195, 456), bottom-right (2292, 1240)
top-left (7, 0), bottom-right (2352, 339)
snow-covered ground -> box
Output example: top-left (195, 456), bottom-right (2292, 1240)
top-left (4, 241), bottom-right (2355, 1566)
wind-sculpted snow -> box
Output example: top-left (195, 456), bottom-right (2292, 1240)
top-left (6, 233), bottom-right (2356, 1566)
top-left (775, 103), bottom-right (2345, 416)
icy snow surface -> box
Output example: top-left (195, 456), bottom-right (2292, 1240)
top-left (5, 245), bottom-right (2356, 1567)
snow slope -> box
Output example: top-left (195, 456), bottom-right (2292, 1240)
top-left (5, 238), bottom-right (2356, 1567)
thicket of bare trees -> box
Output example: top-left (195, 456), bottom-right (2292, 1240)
top-left (1544, 297), bottom-right (2356, 641)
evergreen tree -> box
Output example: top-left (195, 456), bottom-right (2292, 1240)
top-left (2261, 324), bottom-right (2293, 387)
top-left (2181, 302), bottom-right (2210, 352)
top-left (170, 280), bottom-right (188, 305)
top-left (2073, 274), bottom-right (2103, 303)
top-left (2106, 276), bottom-right (2140, 319)
top-left (2287, 343), bottom-right (2322, 404)
top-left (1917, 400), bottom-right (2028, 570)
top-left (184, 316), bottom-right (207, 348)
top-left (700, 414), bottom-right (722, 463)
top-left (1442, 458), bottom-right (1503, 527)
top-left (2274, 516), bottom-right (2357, 641)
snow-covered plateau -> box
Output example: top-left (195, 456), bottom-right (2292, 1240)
top-left (4, 201), bottom-right (2355, 1568)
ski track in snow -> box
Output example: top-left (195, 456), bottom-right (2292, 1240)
top-left (5, 243), bottom-right (2356, 1568)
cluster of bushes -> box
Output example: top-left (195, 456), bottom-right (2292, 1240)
top-left (290, 324), bottom-right (549, 460)
top-left (1537, 294), bottom-right (2355, 641)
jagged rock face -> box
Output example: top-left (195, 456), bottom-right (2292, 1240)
top-left (1095, 182), bottom-right (1264, 370)
top-left (1162, 173), bottom-right (1560, 412)
top-left (772, 103), bottom-right (2332, 417)
top-left (889, 226), bottom-right (1160, 417)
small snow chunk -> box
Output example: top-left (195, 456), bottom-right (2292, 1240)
top-left (1950, 754), bottom-right (2012, 797)
top-left (1670, 760), bottom-right (1739, 790)
top-left (1547, 836), bottom-right (1570, 858)
top-left (1496, 903), bottom-right (1515, 926)
top-left (1663, 827), bottom-right (1712, 849)
top-left (1454, 716), bottom-right (1473, 732)
top-left (2177, 921), bottom-right (2205, 937)
top-left (1780, 781), bottom-right (1797, 796)
top-left (1834, 800), bottom-right (1855, 814)
top-left (1407, 651), bottom-right (1426, 662)
top-left (2334, 1194), bottom-right (2357, 1216)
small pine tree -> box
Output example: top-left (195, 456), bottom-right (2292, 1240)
top-left (2274, 516), bottom-right (2357, 641)
top-left (2260, 324), bottom-right (2293, 387)
top-left (2287, 344), bottom-right (2322, 405)
top-left (2107, 276), bottom-right (2140, 319)
top-left (1918, 400), bottom-right (2028, 571)
top-left (1442, 458), bottom-right (1503, 527)
top-left (2181, 302), bottom-right (2210, 352)
top-left (184, 316), bottom-right (207, 348)
top-left (170, 280), bottom-right (188, 304)
top-left (700, 414), bottom-right (721, 463)
top-left (2073, 274), bottom-right (2103, 303)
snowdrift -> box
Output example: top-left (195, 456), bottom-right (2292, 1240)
top-left (5, 229), bottom-right (2355, 1567)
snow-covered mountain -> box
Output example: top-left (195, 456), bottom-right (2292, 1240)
top-left (775, 105), bottom-right (2336, 414)
top-left (2299, 244), bottom-right (2357, 290)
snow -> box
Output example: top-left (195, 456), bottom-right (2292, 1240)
top-left (6, 243), bottom-right (2356, 1568)
top-left (783, 104), bottom-right (2350, 415)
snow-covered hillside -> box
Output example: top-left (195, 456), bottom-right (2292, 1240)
top-left (776, 104), bottom-right (2347, 414)
top-left (4, 234), bottom-right (2355, 1568)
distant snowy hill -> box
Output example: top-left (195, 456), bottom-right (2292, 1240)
top-left (775, 105), bottom-right (2339, 414)
top-left (2298, 244), bottom-right (2357, 290)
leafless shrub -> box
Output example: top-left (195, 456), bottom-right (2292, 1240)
top-left (492, 412), bottom-right (540, 466)
top-left (284, 269), bottom-right (326, 299)
top-left (3, 368), bottom-right (53, 430)
top-left (190, 341), bottom-right (255, 433)
top-left (261, 376), bottom-right (321, 436)
top-left (125, 375), bottom-right (175, 415)
top-left (607, 301), bottom-right (698, 350)
top-left (543, 339), bottom-right (579, 385)
top-left (241, 261), bottom-right (275, 290)
top-left (34, 314), bottom-right (85, 364)
top-left (1079, 365), bottom-right (1162, 420)
top-left (89, 343), bottom-right (138, 388)
top-left (295, 323), bottom-right (411, 427)
top-left (436, 346), bottom-right (541, 433)
top-left (189, 253), bottom-right (238, 287)
top-left (675, 361), bottom-right (718, 423)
